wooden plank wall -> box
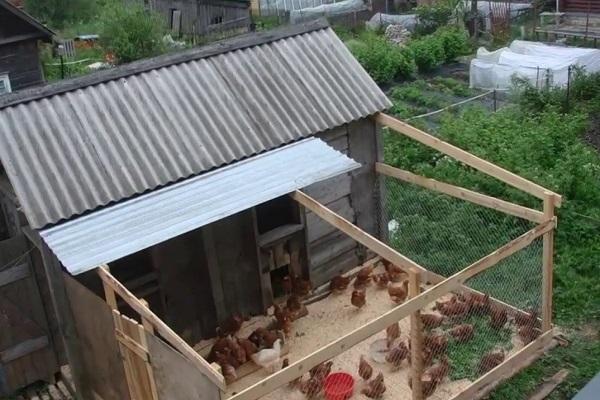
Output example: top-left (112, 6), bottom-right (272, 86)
top-left (307, 118), bottom-right (382, 286)
top-left (0, 41), bottom-right (45, 91)
top-left (151, 229), bottom-right (217, 343)
top-left (0, 235), bottom-right (58, 396)
top-left (63, 275), bottom-right (131, 400)
top-left (146, 333), bottom-right (221, 400)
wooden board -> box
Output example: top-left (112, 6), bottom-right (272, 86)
top-left (303, 173), bottom-right (352, 208)
top-left (146, 333), bottom-right (222, 400)
top-left (63, 275), bottom-right (131, 400)
top-left (306, 196), bottom-right (355, 243)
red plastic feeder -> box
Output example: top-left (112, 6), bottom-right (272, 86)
top-left (324, 372), bottom-right (355, 400)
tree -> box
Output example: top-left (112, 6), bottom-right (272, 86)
top-left (25, 0), bottom-right (97, 28)
top-left (100, 3), bottom-right (166, 64)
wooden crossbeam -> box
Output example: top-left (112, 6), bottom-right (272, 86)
top-left (291, 190), bottom-right (427, 275)
top-left (376, 163), bottom-right (546, 223)
top-left (375, 113), bottom-right (562, 206)
top-left (97, 266), bottom-right (226, 390)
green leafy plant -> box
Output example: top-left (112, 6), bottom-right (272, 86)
top-left (25, 0), bottom-right (97, 29)
top-left (99, 3), bottom-right (166, 64)
top-left (347, 31), bottom-right (415, 84)
top-left (414, 1), bottom-right (456, 36)
top-left (435, 26), bottom-right (471, 62)
top-left (407, 34), bottom-right (446, 72)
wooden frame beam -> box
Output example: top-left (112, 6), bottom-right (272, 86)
top-left (375, 113), bottom-right (562, 206)
top-left (409, 271), bottom-right (424, 400)
top-left (542, 193), bottom-right (557, 331)
top-left (96, 266), bottom-right (226, 390)
top-left (229, 217), bottom-right (552, 400)
top-left (376, 163), bottom-right (546, 223)
top-left (291, 190), bottom-right (427, 276)
top-left (450, 330), bottom-right (556, 400)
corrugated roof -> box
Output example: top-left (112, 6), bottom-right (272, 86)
top-left (0, 20), bottom-right (390, 229)
top-left (40, 138), bottom-right (360, 275)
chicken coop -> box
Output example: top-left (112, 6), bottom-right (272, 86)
top-left (0, 19), bottom-right (560, 400)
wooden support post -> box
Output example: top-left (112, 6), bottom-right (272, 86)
top-left (101, 266), bottom-right (118, 310)
top-left (409, 271), bottom-right (424, 400)
top-left (112, 311), bottom-right (139, 400)
top-left (542, 193), bottom-right (556, 332)
top-left (40, 242), bottom-right (92, 400)
top-left (139, 299), bottom-right (155, 334)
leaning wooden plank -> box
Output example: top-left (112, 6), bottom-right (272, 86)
top-left (409, 271), bottom-right (424, 400)
top-left (229, 221), bottom-right (552, 400)
top-left (96, 267), bottom-right (226, 390)
top-left (528, 369), bottom-right (569, 400)
top-left (291, 190), bottom-right (427, 276)
top-left (450, 330), bottom-right (557, 400)
top-left (56, 382), bottom-right (73, 400)
top-left (542, 193), bottom-right (557, 332)
top-left (375, 163), bottom-right (546, 223)
top-left (0, 336), bottom-right (48, 363)
top-left (112, 311), bottom-right (141, 400)
top-left (115, 329), bottom-right (150, 362)
top-left (136, 324), bottom-right (159, 400)
top-left (375, 113), bottom-right (562, 206)
top-left (120, 315), bottom-right (155, 400)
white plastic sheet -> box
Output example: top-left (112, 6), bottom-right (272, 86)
top-left (470, 40), bottom-right (600, 89)
top-left (366, 13), bottom-right (417, 31)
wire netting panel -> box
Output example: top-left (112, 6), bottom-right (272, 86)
top-left (379, 176), bottom-right (535, 278)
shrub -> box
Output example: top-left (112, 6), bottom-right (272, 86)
top-left (414, 3), bottom-right (454, 36)
top-left (407, 35), bottom-right (446, 72)
top-left (25, 0), bottom-right (97, 28)
top-left (435, 26), bottom-right (471, 62)
top-left (347, 32), bottom-right (415, 84)
top-left (100, 3), bottom-right (166, 64)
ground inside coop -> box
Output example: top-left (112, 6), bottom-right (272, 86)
top-left (196, 261), bottom-right (530, 400)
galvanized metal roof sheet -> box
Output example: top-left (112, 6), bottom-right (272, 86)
top-left (40, 138), bottom-right (360, 275)
top-left (0, 23), bottom-right (390, 229)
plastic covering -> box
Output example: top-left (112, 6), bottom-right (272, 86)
top-left (289, 0), bottom-right (367, 23)
top-left (458, 1), bottom-right (532, 31)
top-left (366, 13), bottom-right (417, 31)
top-left (470, 40), bottom-right (600, 89)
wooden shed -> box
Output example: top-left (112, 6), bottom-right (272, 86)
top-left (0, 19), bottom-right (392, 398)
top-left (0, 0), bottom-right (53, 94)
top-left (149, 0), bottom-right (251, 38)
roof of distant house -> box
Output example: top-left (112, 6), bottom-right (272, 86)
top-left (0, 19), bottom-right (391, 229)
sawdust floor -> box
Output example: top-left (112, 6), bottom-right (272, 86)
top-left (222, 263), bottom-right (483, 400)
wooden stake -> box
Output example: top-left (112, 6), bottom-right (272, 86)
top-left (542, 193), bottom-right (556, 332)
top-left (409, 271), bottom-right (424, 400)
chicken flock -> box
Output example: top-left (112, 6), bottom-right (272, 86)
top-left (207, 259), bottom-right (540, 399)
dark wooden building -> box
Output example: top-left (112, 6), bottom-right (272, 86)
top-left (149, 0), bottom-right (251, 37)
top-left (0, 20), bottom-right (391, 398)
top-left (0, 0), bottom-right (53, 94)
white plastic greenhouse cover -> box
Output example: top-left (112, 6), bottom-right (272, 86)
top-left (470, 40), bottom-right (600, 90)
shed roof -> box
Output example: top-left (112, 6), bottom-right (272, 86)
top-left (40, 138), bottom-right (360, 275)
top-left (0, 19), bottom-right (391, 229)
top-left (0, 0), bottom-right (54, 42)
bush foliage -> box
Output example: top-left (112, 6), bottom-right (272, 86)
top-left (100, 3), bottom-right (166, 64)
top-left (347, 31), bottom-right (415, 84)
top-left (414, 2), bottom-right (454, 36)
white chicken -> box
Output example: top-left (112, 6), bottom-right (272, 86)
top-left (251, 339), bottom-right (283, 373)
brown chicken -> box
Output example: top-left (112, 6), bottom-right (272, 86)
top-left (300, 376), bottom-right (324, 399)
top-left (515, 310), bottom-right (539, 327)
top-left (450, 324), bottom-right (475, 342)
top-left (215, 352), bottom-right (237, 384)
top-left (274, 304), bottom-right (292, 337)
top-left (353, 275), bottom-right (371, 290)
top-left (438, 299), bottom-right (470, 317)
top-left (373, 272), bottom-right (390, 289)
top-left (424, 334), bottom-right (448, 355)
top-left (425, 356), bottom-right (450, 385)
top-left (358, 355), bottom-right (373, 380)
top-left (434, 296), bottom-right (457, 311)
top-left (292, 274), bottom-right (312, 298)
top-left (238, 338), bottom-right (258, 358)
top-left (518, 325), bottom-right (540, 345)
top-left (467, 292), bottom-right (491, 314)
top-left (208, 336), bottom-right (235, 364)
top-left (388, 280), bottom-right (409, 304)
top-left (248, 327), bottom-right (279, 349)
top-left (229, 337), bottom-right (247, 365)
top-left (489, 306), bottom-right (508, 330)
top-left (386, 341), bottom-right (409, 370)
top-left (382, 259), bottom-right (405, 282)
top-left (330, 275), bottom-right (352, 293)
top-left (362, 372), bottom-right (386, 399)
top-left (217, 314), bottom-right (244, 337)
top-left (386, 322), bottom-right (401, 348)
top-left (287, 294), bottom-right (303, 312)
top-left (478, 350), bottom-right (505, 374)
top-left (309, 361), bottom-right (333, 381)
top-left (421, 313), bottom-right (444, 329)
top-left (351, 290), bottom-right (366, 308)
top-left (357, 264), bottom-right (375, 281)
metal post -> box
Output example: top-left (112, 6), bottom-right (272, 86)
top-left (493, 89), bottom-right (497, 112)
top-left (565, 65), bottom-right (572, 111)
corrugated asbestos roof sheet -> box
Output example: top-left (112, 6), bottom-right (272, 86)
top-left (0, 20), bottom-right (391, 229)
top-left (40, 138), bottom-right (360, 275)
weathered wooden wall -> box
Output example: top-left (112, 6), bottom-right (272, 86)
top-left (146, 333), bottom-right (221, 400)
top-left (307, 117), bottom-right (382, 286)
top-left (0, 40), bottom-right (45, 91)
top-left (64, 274), bottom-right (131, 400)
top-left (0, 235), bottom-right (59, 396)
